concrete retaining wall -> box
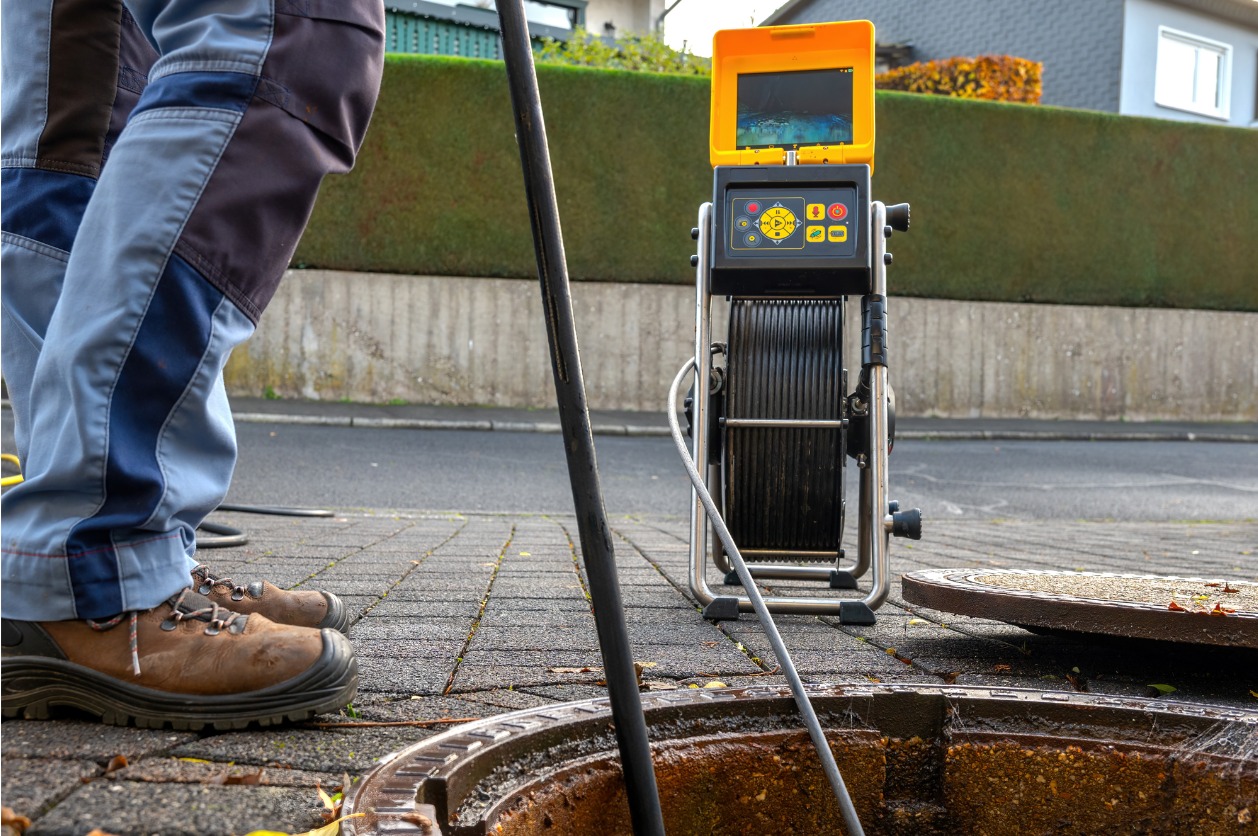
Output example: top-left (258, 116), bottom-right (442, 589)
top-left (224, 270), bottom-right (1258, 422)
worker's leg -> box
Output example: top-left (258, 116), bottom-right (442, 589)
top-left (1, 0), bottom-right (383, 623)
top-left (1, 0), bottom-right (382, 730)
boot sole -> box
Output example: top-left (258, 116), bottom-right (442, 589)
top-left (1, 629), bottom-right (357, 731)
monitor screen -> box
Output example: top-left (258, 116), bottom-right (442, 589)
top-left (736, 68), bottom-right (854, 150)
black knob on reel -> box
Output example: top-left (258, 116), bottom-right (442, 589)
top-left (889, 503), bottom-right (923, 540)
top-left (885, 203), bottom-right (910, 233)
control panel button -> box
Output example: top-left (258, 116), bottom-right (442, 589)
top-left (743, 231), bottom-right (762, 247)
top-left (746, 201), bottom-right (762, 215)
top-left (758, 205), bottom-right (797, 240)
top-left (828, 203), bottom-right (848, 221)
top-left (806, 225), bottom-right (825, 243)
top-left (806, 203), bottom-right (825, 221)
top-left (827, 225), bottom-right (848, 242)
top-left (735, 216), bottom-right (752, 231)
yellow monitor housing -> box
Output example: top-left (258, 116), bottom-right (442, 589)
top-left (709, 21), bottom-right (876, 170)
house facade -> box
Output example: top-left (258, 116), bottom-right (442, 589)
top-left (764, 0), bottom-right (1258, 127)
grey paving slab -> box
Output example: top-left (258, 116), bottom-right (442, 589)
top-left (457, 650), bottom-right (606, 670)
top-left (103, 759), bottom-right (341, 789)
top-left (456, 688), bottom-right (561, 712)
top-left (629, 642), bottom-right (763, 678)
top-left (476, 609), bottom-right (595, 630)
top-left (355, 656), bottom-right (456, 695)
top-left (467, 624), bottom-right (602, 652)
top-left (171, 726), bottom-right (430, 774)
top-left (449, 663), bottom-right (605, 691)
top-left (27, 782), bottom-right (324, 836)
top-left (0, 721), bottom-right (195, 760)
top-left (0, 757), bottom-right (100, 818)
top-left (352, 638), bottom-right (467, 665)
top-left (513, 683), bottom-right (611, 702)
top-left (328, 694), bottom-right (501, 723)
top-left (302, 578), bottom-right (407, 596)
top-left (359, 599), bottom-right (480, 619)
top-left (349, 615), bottom-right (474, 642)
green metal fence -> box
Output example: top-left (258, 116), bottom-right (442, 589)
top-left (385, 11), bottom-right (502, 59)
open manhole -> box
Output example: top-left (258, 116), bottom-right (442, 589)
top-left (902, 570), bottom-right (1258, 648)
top-left (343, 685), bottom-right (1257, 835)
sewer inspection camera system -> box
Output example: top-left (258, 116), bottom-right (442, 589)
top-left (676, 21), bottom-right (922, 627)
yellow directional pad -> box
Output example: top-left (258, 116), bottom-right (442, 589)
top-left (757, 205), bottom-right (797, 240)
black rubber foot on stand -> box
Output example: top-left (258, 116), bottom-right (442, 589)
top-left (839, 601), bottom-right (876, 625)
top-left (723, 571), bottom-right (743, 586)
top-left (829, 570), bottom-right (858, 590)
top-left (702, 596), bottom-right (741, 621)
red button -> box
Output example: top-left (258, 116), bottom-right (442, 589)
top-left (828, 203), bottom-right (847, 220)
top-left (746, 201), bottom-right (761, 214)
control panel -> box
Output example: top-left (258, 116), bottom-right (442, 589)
top-left (710, 164), bottom-right (870, 298)
top-left (728, 189), bottom-right (858, 257)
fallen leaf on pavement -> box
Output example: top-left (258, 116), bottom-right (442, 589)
top-left (703, 681), bottom-right (727, 688)
top-left (992, 664), bottom-right (1012, 673)
top-left (317, 784), bottom-right (341, 822)
top-left (2, 808), bottom-right (32, 834)
top-left (207, 768), bottom-right (266, 786)
top-left (941, 672), bottom-right (960, 684)
top-left (1146, 683), bottom-right (1177, 697)
top-left (243, 813), bottom-right (365, 836)
top-left (103, 755), bottom-right (128, 775)
top-left (548, 666), bottom-right (601, 674)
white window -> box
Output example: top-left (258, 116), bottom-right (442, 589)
top-left (1154, 26), bottom-right (1232, 119)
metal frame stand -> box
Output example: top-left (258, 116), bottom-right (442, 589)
top-left (687, 201), bottom-right (902, 625)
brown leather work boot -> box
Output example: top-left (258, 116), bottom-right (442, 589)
top-left (191, 564), bottom-right (351, 634)
top-left (1, 589), bottom-right (356, 731)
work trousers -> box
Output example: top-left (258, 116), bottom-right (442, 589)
top-left (1, 0), bottom-right (384, 620)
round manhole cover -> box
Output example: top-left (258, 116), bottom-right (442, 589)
top-left (902, 569), bottom-right (1258, 648)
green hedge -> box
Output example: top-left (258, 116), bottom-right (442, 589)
top-left (298, 55), bottom-right (1258, 311)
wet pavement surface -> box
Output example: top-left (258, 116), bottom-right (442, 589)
top-left (3, 507), bottom-right (1256, 835)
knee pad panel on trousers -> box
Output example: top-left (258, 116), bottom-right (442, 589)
top-left (172, 1), bottom-right (385, 322)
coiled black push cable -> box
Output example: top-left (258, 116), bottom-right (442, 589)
top-left (669, 357), bottom-right (865, 836)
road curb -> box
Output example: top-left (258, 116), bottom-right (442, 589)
top-left (229, 411), bottom-right (1256, 443)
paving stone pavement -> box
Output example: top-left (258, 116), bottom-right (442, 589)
top-left (2, 510), bottom-right (1255, 835)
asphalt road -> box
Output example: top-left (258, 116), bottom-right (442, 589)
top-left (4, 411), bottom-right (1254, 521)
top-left (217, 422), bottom-right (1258, 521)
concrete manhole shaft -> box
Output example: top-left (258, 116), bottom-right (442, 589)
top-left (344, 684), bottom-right (1257, 835)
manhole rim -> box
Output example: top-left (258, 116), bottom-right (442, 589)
top-left (343, 683), bottom-right (1258, 834)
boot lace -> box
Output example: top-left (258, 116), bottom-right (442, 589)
top-left (164, 588), bottom-right (247, 636)
top-left (192, 563), bottom-right (250, 601)
top-left (87, 612), bottom-right (140, 677)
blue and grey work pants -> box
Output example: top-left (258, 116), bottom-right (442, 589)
top-left (1, 0), bottom-right (385, 620)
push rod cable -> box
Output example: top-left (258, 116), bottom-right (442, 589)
top-left (668, 357), bottom-right (865, 836)
top-left (495, 3), bottom-right (667, 835)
